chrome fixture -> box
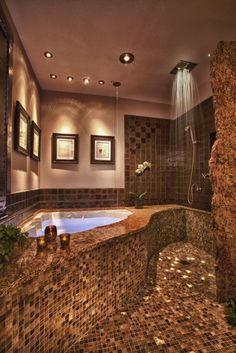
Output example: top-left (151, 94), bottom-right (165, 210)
top-left (112, 80), bottom-right (121, 207)
top-left (185, 125), bottom-right (201, 205)
top-left (170, 60), bottom-right (197, 75)
top-left (184, 125), bottom-right (200, 144)
top-left (202, 172), bottom-right (210, 179)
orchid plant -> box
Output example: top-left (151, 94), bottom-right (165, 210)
top-left (135, 161), bottom-right (152, 176)
top-left (129, 161), bottom-right (152, 205)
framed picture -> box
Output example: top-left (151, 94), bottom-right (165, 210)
top-left (14, 101), bottom-right (30, 156)
top-left (91, 135), bottom-right (115, 164)
top-left (31, 121), bottom-right (41, 161)
top-left (52, 133), bottom-right (79, 163)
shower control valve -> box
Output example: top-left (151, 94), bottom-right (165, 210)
top-left (195, 185), bottom-right (202, 192)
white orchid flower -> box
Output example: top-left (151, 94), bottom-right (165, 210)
top-left (135, 161), bottom-right (151, 176)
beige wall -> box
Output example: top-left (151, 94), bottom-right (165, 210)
top-left (10, 43), bottom-right (41, 193)
top-left (40, 90), bottom-right (170, 189)
top-left (1, 1), bottom-right (41, 193)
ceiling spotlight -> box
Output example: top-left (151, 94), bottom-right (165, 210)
top-left (98, 80), bottom-right (105, 85)
top-left (83, 77), bottom-right (90, 85)
top-left (44, 51), bottom-right (53, 58)
top-left (67, 76), bottom-right (74, 81)
top-left (50, 74), bottom-right (57, 79)
top-left (119, 52), bottom-right (135, 64)
top-left (207, 53), bottom-right (211, 57)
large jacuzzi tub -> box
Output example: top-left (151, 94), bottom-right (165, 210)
top-left (22, 209), bottom-right (133, 237)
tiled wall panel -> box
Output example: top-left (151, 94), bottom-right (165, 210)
top-left (40, 188), bottom-right (125, 209)
top-left (4, 189), bottom-right (125, 225)
top-left (125, 97), bottom-right (215, 211)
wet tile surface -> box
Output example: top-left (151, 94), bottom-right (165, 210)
top-left (71, 242), bottom-right (236, 353)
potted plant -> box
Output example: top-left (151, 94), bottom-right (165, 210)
top-left (0, 224), bottom-right (29, 270)
top-left (225, 298), bottom-right (236, 326)
top-left (129, 161), bottom-right (151, 209)
top-left (129, 191), bottom-right (148, 209)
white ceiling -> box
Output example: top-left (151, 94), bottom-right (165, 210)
top-left (5, 0), bottom-right (236, 104)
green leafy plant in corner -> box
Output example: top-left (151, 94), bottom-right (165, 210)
top-left (129, 191), bottom-right (148, 200)
top-left (225, 298), bottom-right (236, 326)
top-left (0, 224), bottom-right (29, 268)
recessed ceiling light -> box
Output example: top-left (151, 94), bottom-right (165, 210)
top-left (207, 53), bottom-right (211, 57)
top-left (112, 81), bottom-right (121, 87)
top-left (67, 76), bottom-right (74, 81)
top-left (50, 74), bottom-right (57, 79)
top-left (119, 52), bottom-right (135, 64)
top-left (83, 77), bottom-right (90, 85)
top-left (98, 80), bottom-right (105, 85)
top-left (44, 51), bottom-right (53, 58)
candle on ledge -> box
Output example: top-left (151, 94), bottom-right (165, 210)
top-left (36, 236), bottom-right (47, 251)
top-left (45, 225), bottom-right (57, 242)
top-left (60, 233), bottom-right (71, 249)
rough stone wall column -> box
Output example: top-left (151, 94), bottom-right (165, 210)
top-left (210, 41), bottom-right (236, 302)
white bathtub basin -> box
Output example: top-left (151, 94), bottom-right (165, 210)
top-left (22, 209), bottom-right (133, 237)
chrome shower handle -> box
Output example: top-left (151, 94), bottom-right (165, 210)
top-left (201, 173), bottom-right (210, 179)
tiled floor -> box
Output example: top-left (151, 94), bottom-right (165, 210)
top-left (71, 242), bottom-right (236, 353)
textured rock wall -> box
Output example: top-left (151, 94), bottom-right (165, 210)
top-left (210, 41), bottom-right (236, 302)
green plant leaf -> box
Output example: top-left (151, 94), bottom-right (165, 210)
top-left (139, 191), bottom-right (147, 199)
top-left (225, 298), bottom-right (236, 326)
top-left (0, 224), bottom-right (29, 264)
top-left (129, 191), bottom-right (139, 199)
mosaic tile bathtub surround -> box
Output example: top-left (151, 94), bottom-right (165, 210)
top-left (71, 242), bottom-right (236, 353)
top-left (0, 206), bottom-right (213, 353)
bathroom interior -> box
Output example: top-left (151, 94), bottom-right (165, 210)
top-left (0, 0), bottom-right (235, 352)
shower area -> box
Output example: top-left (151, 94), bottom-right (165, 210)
top-left (125, 61), bottom-right (215, 211)
top-left (169, 61), bottom-right (215, 209)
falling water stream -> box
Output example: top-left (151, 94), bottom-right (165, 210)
top-left (171, 68), bottom-right (200, 205)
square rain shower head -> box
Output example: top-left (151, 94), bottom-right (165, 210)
top-left (170, 60), bottom-right (198, 75)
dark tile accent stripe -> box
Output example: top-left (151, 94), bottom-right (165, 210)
top-left (4, 188), bottom-right (125, 224)
top-left (5, 189), bottom-right (40, 225)
top-left (40, 188), bottom-right (125, 209)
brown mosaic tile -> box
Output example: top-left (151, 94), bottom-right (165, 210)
top-left (71, 243), bottom-right (236, 353)
top-left (125, 97), bottom-right (215, 212)
top-left (0, 206), bottom-right (215, 353)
